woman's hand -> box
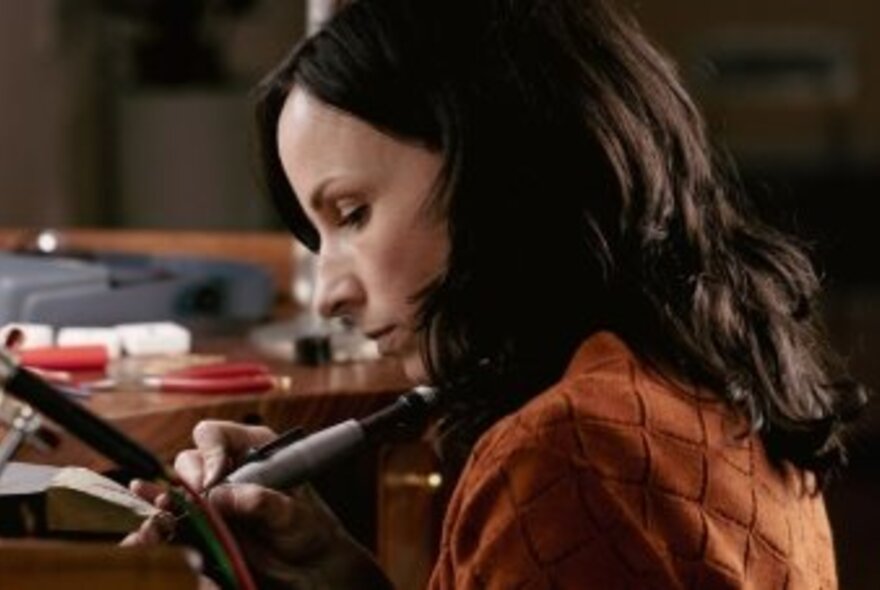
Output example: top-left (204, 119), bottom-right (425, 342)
top-left (205, 481), bottom-right (391, 589)
top-left (122, 420), bottom-right (277, 546)
top-left (124, 420), bottom-right (392, 590)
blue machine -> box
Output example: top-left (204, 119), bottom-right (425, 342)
top-left (0, 252), bottom-right (274, 327)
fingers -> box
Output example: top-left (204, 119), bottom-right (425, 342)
top-left (129, 479), bottom-right (174, 511)
top-left (120, 512), bottom-right (176, 547)
top-left (190, 422), bottom-right (228, 489)
top-left (191, 421), bottom-right (276, 455)
top-left (206, 484), bottom-right (301, 533)
top-left (187, 421), bottom-right (276, 489)
top-left (174, 448), bottom-right (212, 491)
top-left (129, 479), bottom-right (164, 503)
top-left (201, 484), bottom-right (381, 589)
top-left (206, 483), bottom-right (336, 568)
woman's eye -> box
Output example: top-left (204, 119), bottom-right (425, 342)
top-left (338, 204), bottom-right (370, 229)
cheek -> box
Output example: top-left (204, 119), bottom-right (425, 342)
top-left (364, 221), bottom-right (448, 311)
top-left (365, 253), bottom-right (423, 315)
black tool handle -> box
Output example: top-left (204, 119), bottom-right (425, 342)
top-left (222, 386), bottom-right (438, 490)
top-left (4, 367), bottom-right (165, 481)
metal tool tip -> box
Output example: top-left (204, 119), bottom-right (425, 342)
top-left (411, 385), bottom-right (440, 406)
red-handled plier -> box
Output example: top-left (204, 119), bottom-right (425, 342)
top-left (142, 361), bottom-right (276, 394)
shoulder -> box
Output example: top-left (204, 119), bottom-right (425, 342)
top-left (471, 331), bottom-right (716, 485)
top-left (432, 332), bottom-right (712, 587)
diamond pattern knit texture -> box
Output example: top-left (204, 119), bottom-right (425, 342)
top-left (428, 332), bottom-right (836, 589)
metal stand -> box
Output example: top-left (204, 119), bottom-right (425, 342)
top-left (0, 395), bottom-right (42, 480)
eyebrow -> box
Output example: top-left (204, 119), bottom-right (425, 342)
top-left (307, 177), bottom-right (338, 213)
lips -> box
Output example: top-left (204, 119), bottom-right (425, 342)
top-left (365, 325), bottom-right (395, 340)
top-left (365, 326), bottom-right (397, 355)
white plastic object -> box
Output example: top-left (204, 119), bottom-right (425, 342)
top-left (57, 327), bottom-right (123, 359)
top-left (115, 322), bottom-right (192, 356)
top-left (0, 323), bottom-right (54, 349)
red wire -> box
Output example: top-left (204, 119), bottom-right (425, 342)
top-left (169, 472), bottom-right (258, 590)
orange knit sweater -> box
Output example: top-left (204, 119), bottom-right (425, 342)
top-left (427, 332), bottom-right (836, 589)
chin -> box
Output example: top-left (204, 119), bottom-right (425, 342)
top-left (401, 353), bottom-right (430, 385)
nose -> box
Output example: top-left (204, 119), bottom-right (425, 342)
top-left (313, 247), bottom-right (365, 320)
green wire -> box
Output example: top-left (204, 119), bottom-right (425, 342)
top-left (168, 488), bottom-right (238, 589)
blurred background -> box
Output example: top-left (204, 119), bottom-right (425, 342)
top-left (0, 0), bottom-right (306, 229)
top-left (0, 0), bottom-right (877, 586)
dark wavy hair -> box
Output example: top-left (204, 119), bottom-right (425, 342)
top-left (254, 0), bottom-right (868, 481)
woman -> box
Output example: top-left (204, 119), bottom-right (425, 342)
top-left (127, 0), bottom-right (867, 587)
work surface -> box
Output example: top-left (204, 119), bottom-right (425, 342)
top-left (0, 229), bottom-right (439, 587)
top-left (3, 334), bottom-right (436, 589)
top-left (11, 336), bottom-right (412, 471)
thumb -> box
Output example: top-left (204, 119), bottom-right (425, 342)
top-left (191, 421), bottom-right (275, 488)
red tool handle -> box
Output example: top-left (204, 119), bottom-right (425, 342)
top-left (166, 361), bottom-right (269, 379)
top-left (155, 374), bottom-right (275, 394)
top-left (19, 345), bottom-right (109, 372)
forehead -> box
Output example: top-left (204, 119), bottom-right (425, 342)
top-left (278, 89), bottom-right (401, 189)
top-left (276, 87), bottom-right (445, 212)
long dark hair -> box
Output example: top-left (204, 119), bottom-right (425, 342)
top-left (255, 0), bottom-right (868, 481)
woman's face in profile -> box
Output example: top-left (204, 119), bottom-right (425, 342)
top-left (277, 87), bottom-right (449, 382)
